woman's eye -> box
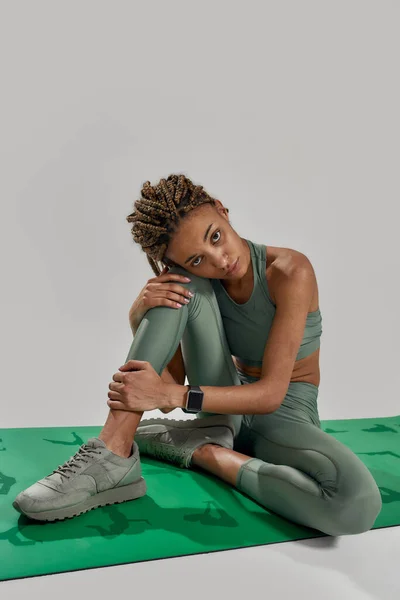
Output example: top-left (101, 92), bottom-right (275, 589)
top-left (192, 230), bottom-right (221, 267)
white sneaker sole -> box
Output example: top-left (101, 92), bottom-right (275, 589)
top-left (137, 414), bottom-right (235, 431)
top-left (13, 477), bottom-right (147, 522)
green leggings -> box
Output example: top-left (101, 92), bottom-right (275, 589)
top-left (125, 265), bottom-right (382, 536)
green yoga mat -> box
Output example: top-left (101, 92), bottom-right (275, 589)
top-left (1, 415), bottom-right (399, 581)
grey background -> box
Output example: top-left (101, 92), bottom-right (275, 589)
top-left (1, 1), bottom-right (399, 598)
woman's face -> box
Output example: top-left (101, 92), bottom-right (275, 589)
top-left (164, 201), bottom-right (248, 281)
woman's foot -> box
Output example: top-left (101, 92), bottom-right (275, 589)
top-left (133, 414), bottom-right (236, 469)
top-left (12, 438), bottom-right (146, 522)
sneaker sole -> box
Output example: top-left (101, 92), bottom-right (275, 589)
top-left (137, 414), bottom-right (235, 432)
top-left (136, 416), bottom-right (236, 468)
top-left (12, 476), bottom-right (147, 522)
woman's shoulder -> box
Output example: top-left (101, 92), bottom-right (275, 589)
top-left (265, 245), bottom-right (308, 274)
top-left (264, 245), bottom-right (316, 305)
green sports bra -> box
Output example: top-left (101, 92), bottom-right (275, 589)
top-left (210, 238), bottom-right (322, 370)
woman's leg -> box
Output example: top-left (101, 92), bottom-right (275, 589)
top-left (99, 411), bottom-right (143, 457)
top-left (99, 265), bottom-right (244, 455)
top-left (96, 265), bottom-right (381, 537)
top-left (234, 381), bottom-right (383, 536)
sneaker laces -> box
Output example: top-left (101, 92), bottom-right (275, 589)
top-left (47, 445), bottom-right (102, 479)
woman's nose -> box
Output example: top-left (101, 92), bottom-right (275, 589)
top-left (214, 255), bottom-right (229, 271)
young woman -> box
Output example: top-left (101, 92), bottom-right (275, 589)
top-left (13, 174), bottom-right (382, 535)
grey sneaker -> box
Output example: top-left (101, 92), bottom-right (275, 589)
top-left (12, 438), bottom-right (146, 522)
top-left (134, 414), bottom-right (235, 469)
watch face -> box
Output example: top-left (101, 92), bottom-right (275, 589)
top-left (187, 389), bottom-right (203, 411)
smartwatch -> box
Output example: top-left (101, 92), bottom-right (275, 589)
top-left (182, 385), bottom-right (204, 414)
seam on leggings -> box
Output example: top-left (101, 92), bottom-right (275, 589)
top-left (158, 303), bottom-right (189, 375)
top-left (236, 458), bottom-right (257, 488)
top-left (246, 427), bottom-right (340, 490)
top-left (237, 461), bottom-right (325, 498)
top-left (190, 291), bottom-right (240, 383)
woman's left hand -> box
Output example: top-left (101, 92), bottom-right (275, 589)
top-left (107, 360), bottom-right (170, 412)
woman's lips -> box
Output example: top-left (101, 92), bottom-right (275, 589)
top-left (227, 257), bottom-right (239, 275)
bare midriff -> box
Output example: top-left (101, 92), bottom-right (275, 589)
top-left (233, 348), bottom-right (320, 387)
top-left (223, 244), bottom-right (321, 388)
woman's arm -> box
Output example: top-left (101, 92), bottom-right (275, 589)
top-left (165, 378), bottom-right (281, 415)
top-left (164, 257), bottom-right (316, 415)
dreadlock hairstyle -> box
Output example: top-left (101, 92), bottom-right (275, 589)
top-left (126, 174), bottom-right (229, 277)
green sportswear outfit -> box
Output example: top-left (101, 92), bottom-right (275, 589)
top-left (125, 238), bottom-right (382, 535)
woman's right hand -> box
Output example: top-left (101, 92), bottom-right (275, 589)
top-left (129, 265), bottom-right (193, 329)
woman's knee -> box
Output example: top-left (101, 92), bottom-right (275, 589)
top-left (329, 476), bottom-right (382, 535)
top-left (167, 266), bottom-right (214, 297)
top-left (314, 434), bottom-right (383, 535)
top-left (166, 266), bottom-right (239, 388)
top-left (167, 266), bottom-right (221, 324)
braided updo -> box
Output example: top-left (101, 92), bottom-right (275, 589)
top-left (126, 174), bottom-right (229, 277)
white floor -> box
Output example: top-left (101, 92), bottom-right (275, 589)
top-left (2, 525), bottom-right (398, 599)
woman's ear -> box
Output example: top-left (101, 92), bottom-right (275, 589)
top-left (162, 257), bottom-right (174, 269)
top-left (215, 199), bottom-right (229, 217)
